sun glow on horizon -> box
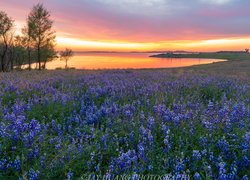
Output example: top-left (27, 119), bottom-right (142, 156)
top-left (56, 36), bottom-right (250, 52)
top-left (2, 0), bottom-right (250, 53)
top-left (56, 37), bottom-right (149, 51)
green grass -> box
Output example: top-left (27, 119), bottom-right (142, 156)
top-left (149, 52), bottom-right (250, 78)
top-left (151, 52), bottom-right (250, 61)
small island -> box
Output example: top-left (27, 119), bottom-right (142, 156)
top-left (151, 51), bottom-right (250, 61)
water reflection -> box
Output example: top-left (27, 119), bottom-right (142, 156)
top-left (28, 53), bottom-right (226, 70)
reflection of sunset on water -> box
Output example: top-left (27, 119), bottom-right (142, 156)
top-left (28, 53), bottom-right (226, 70)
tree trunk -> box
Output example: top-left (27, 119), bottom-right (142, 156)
top-left (0, 56), bottom-right (4, 72)
top-left (0, 44), bottom-right (8, 72)
top-left (28, 47), bottom-right (31, 71)
top-left (0, 53), bottom-right (4, 72)
top-left (1, 35), bottom-right (9, 72)
top-left (1, 62), bottom-right (4, 72)
top-left (6, 50), bottom-right (13, 71)
top-left (10, 59), bottom-right (13, 71)
top-left (10, 48), bottom-right (14, 71)
top-left (38, 46), bottom-right (41, 70)
top-left (37, 33), bottom-right (42, 70)
top-left (43, 60), bottom-right (47, 69)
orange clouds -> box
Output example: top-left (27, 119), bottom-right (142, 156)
top-left (56, 36), bottom-right (250, 52)
top-left (1, 0), bottom-right (250, 52)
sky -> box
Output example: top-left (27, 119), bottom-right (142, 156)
top-left (1, 0), bottom-right (250, 52)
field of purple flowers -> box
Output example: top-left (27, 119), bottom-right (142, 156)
top-left (0, 70), bottom-right (249, 179)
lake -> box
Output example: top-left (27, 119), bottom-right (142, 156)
top-left (40, 52), bottom-right (226, 69)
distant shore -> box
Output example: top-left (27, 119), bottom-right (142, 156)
top-left (150, 51), bottom-right (250, 61)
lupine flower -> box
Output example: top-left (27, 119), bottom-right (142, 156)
top-left (28, 169), bottom-right (39, 180)
top-left (112, 150), bottom-right (138, 173)
top-left (192, 150), bottom-right (202, 161)
top-left (242, 175), bottom-right (249, 180)
top-left (12, 158), bottom-right (21, 171)
top-left (217, 138), bottom-right (229, 152)
top-left (147, 116), bottom-right (155, 129)
top-left (67, 171), bottom-right (74, 180)
top-left (193, 172), bottom-right (201, 180)
top-left (0, 69), bottom-right (249, 178)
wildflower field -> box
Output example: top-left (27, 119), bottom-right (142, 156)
top-left (0, 69), bottom-right (249, 179)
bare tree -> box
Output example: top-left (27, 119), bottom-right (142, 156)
top-left (60, 48), bottom-right (73, 69)
top-left (245, 48), bottom-right (249, 53)
top-left (0, 11), bottom-right (14, 72)
top-left (27, 3), bottom-right (56, 70)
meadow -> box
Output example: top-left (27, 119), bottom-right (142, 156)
top-left (0, 65), bottom-right (249, 179)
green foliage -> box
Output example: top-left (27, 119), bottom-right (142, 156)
top-left (1, 91), bottom-right (17, 106)
top-left (199, 85), bottom-right (224, 102)
top-left (27, 102), bottom-right (75, 124)
top-left (0, 11), bottom-right (14, 72)
top-left (27, 3), bottom-right (56, 70)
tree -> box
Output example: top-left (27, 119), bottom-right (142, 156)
top-left (0, 11), bottom-right (14, 72)
top-left (60, 48), bottom-right (73, 69)
top-left (245, 48), bottom-right (249, 53)
top-left (13, 35), bottom-right (28, 69)
top-left (27, 3), bottom-right (56, 70)
top-left (21, 27), bottom-right (33, 70)
top-left (41, 40), bottom-right (56, 69)
top-left (5, 31), bottom-right (15, 70)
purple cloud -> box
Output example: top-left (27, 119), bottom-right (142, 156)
top-left (0, 0), bottom-right (250, 42)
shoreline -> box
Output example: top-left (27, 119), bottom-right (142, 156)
top-left (150, 51), bottom-right (250, 61)
top-left (5, 59), bottom-right (249, 78)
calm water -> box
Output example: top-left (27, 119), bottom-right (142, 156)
top-left (40, 52), bottom-right (226, 70)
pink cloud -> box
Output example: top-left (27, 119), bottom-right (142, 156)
top-left (1, 0), bottom-right (249, 43)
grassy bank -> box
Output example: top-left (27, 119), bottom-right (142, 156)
top-left (150, 52), bottom-right (250, 61)
top-left (149, 52), bottom-right (250, 77)
top-left (186, 60), bottom-right (250, 77)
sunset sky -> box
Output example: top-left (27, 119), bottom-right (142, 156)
top-left (1, 0), bottom-right (250, 52)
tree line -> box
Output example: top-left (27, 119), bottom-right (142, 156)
top-left (0, 3), bottom-right (73, 72)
